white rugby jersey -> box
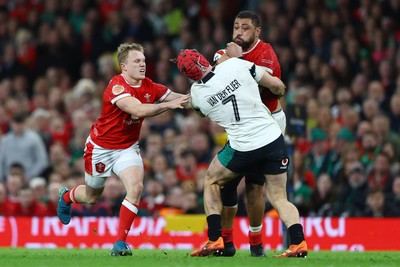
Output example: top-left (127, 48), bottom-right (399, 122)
top-left (190, 57), bottom-right (282, 151)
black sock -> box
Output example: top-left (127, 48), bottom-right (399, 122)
top-left (288, 223), bottom-right (305, 245)
top-left (207, 214), bottom-right (221, 241)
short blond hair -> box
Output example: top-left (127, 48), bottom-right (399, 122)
top-left (117, 43), bottom-right (144, 65)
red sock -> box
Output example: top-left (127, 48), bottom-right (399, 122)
top-left (222, 228), bottom-right (234, 243)
top-left (249, 231), bottom-right (262, 246)
top-left (116, 199), bottom-right (138, 242)
top-left (63, 186), bottom-right (79, 205)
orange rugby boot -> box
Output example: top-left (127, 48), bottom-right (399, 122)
top-left (190, 237), bottom-right (224, 257)
top-left (273, 240), bottom-right (308, 258)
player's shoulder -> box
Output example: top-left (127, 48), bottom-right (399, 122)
top-left (109, 74), bottom-right (125, 84)
top-left (106, 75), bottom-right (129, 94)
top-left (142, 77), bottom-right (154, 84)
top-left (256, 40), bottom-right (276, 53)
top-left (108, 75), bottom-right (128, 89)
top-left (143, 77), bottom-right (168, 92)
top-left (215, 57), bottom-right (246, 71)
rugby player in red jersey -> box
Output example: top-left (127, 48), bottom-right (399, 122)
top-left (57, 43), bottom-right (190, 256)
top-left (215, 11), bottom-right (307, 258)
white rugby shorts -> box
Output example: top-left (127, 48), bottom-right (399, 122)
top-left (272, 109), bottom-right (286, 134)
top-left (83, 137), bottom-right (143, 188)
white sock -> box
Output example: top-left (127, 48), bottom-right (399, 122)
top-left (249, 225), bottom-right (262, 233)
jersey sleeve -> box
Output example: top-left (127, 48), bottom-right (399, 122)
top-left (105, 77), bottom-right (131, 105)
top-left (213, 49), bottom-right (227, 62)
top-left (153, 82), bottom-right (171, 102)
top-left (257, 46), bottom-right (281, 78)
top-left (239, 58), bottom-right (265, 82)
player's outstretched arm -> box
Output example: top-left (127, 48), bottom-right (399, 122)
top-left (116, 95), bottom-right (190, 118)
top-left (164, 91), bottom-right (192, 109)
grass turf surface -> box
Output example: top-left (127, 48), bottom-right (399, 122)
top-left (0, 249), bottom-right (399, 267)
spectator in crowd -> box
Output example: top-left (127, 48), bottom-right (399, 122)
top-left (0, 113), bottom-right (49, 181)
top-left (139, 178), bottom-right (166, 217)
top-left (361, 187), bottom-right (399, 217)
top-left (387, 175), bottom-right (400, 212)
top-left (366, 152), bottom-right (394, 192)
top-left (7, 163), bottom-right (27, 182)
top-left (71, 199), bottom-right (113, 217)
top-left (0, 182), bottom-right (22, 216)
top-left (335, 161), bottom-right (368, 217)
top-left (46, 181), bottom-right (63, 217)
top-left (292, 165), bottom-right (313, 216)
top-left (389, 93), bottom-right (400, 132)
top-left (292, 149), bottom-right (315, 190)
top-left (101, 175), bottom-right (125, 216)
top-left (308, 173), bottom-right (337, 217)
top-left (5, 173), bottom-right (25, 202)
top-left (18, 186), bottom-right (48, 216)
top-left (361, 98), bottom-right (380, 122)
top-left (29, 109), bottom-right (52, 143)
top-left (189, 132), bottom-right (214, 164)
top-left (360, 130), bottom-right (382, 167)
top-left (29, 176), bottom-right (48, 204)
top-left (148, 153), bottom-right (169, 181)
top-left (142, 133), bottom-right (164, 164)
top-left (160, 168), bottom-right (180, 196)
top-left (329, 127), bottom-right (357, 181)
top-left (304, 128), bottom-right (333, 178)
top-left (175, 149), bottom-right (208, 182)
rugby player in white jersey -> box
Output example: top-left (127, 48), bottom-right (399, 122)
top-left (174, 46), bottom-right (307, 257)
top-left (214, 11), bottom-right (287, 257)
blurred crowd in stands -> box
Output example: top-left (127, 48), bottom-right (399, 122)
top-left (1, 0), bottom-right (400, 219)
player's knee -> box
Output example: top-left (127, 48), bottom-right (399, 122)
top-left (126, 183), bottom-right (143, 198)
top-left (204, 175), bottom-right (220, 187)
top-left (136, 182), bottom-right (144, 193)
top-left (270, 196), bottom-right (288, 208)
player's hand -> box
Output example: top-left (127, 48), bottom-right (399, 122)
top-left (168, 94), bottom-right (191, 109)
top-left (226, 42), bottom-right (242, 58)
top-left (182, 94), bottom-right (192, 109)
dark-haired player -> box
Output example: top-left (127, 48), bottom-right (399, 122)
top-left (214, 11), bottom-right (307, 257)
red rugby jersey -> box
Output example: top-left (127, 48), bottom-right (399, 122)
top-left (242, 39), bottom-right (281, 112)
top-left (90, 74), bottom-right (170, 149)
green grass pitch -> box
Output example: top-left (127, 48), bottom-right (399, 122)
top-left (0, 249), bottom-right (399, 267)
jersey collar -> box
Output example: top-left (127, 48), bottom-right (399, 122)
top-left (242, 39), bottom-right (260, 55)
top-left (198, 67), bottom-right (215, 84)
top-left (121, 74), bottom-right (142, 87)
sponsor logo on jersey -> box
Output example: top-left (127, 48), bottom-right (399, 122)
top-left (144, 93), bottom-right (151, 102)
top-left (261, 59), bottom-right (273, 65)
top-left (112, 85), bottom-right (125, 95)
top-left (123, 119), bottom-right (141, 125)
top-left (95, 162), bottom-right (106, 173)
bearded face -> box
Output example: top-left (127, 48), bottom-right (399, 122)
top-left (232, 18), bottom-right (260, 51)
